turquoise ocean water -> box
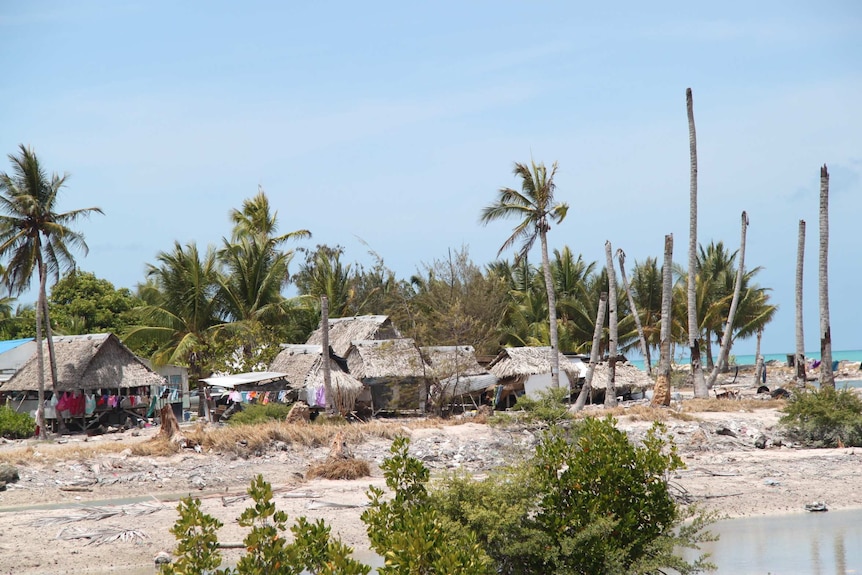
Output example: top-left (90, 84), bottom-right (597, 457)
top-left (627, 349), bottom-right (862, 370)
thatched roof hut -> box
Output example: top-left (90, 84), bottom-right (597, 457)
top-left (421, 345), bottom-right (497, 398)
top-left (0, 333), bottom-right (164, 392)
top-left (487, 346), bottom-right (580, 383)
top-left (589, 361), bottom-right (653, 389)
top-left (268, 344), bottom-right (363, 413)
top-left (345, 338), bottom-right (427, 380)
top-left (306, 315), bottom-right (401, 357)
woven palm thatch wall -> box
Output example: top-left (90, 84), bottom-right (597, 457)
top-left (0, 333), bottom-right (164, 392)
top-left (346, 339), bottom-right (427, 380)
top-left (270, 344), bottom-right (364, 412)
top-left (487, 346), bottom-right (580, 382)
top-left (306, 315), bottom-right (401, 357)
top-left (420, 346), bottom-right (487, 378)
top-left (588, 361), bottom-right (653, 389)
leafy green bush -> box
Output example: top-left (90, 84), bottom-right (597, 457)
top-left (780, 387), bottom-right (862, 447)
top-left (0, 405), bottom-right (36, 439)
top-left (431, 417), bottom-right (716, 574)
top-left (510, 386), bottom-right (573, 424)
top-left (227, 402), bottom-right (292, 426)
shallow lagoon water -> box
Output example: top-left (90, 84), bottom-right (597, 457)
top-left (684, 508), bottom-right (862, 574)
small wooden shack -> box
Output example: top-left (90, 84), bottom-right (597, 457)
top-left (487, 346), bottom-right (581, 408)
top-left (420, 345), bottom-right (496, 404)
top-left (268, 344), bottom-right (363, 414)
top-left (345, 338), bottom-right (428, 414)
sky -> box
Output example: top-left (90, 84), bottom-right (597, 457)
top-left (1, 1), bottom-right (860, 356)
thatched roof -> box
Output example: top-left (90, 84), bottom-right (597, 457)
top-left (420, 346), bottom-right (487, 378)
top-left (306, 315), bottom-right (401, 357)
top-left (269, 344), bottom-right (362, 393)
top-left (0, 333), bottom-right (165, 392)
top-left (487, 346), bottom-right (580, 380)
top-left (588, 361), bottom-right (653, 389)
top-left (346, 339), bottom-right (427, 380)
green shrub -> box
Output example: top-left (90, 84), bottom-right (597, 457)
top-left (511, 386), bottom-right (573, 424)
top-left (780, 387), bottom-right (862, 447)
top-left (0, 405), bottom-right (36, 439)
top-left (431, 417), bottom-right (716, 574)
top-left (228, 402), bottom-right (292, 426)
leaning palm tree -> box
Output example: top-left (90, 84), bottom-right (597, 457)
top-left (481, 160), bottom-right (569, 388)
top-left (0, 145), bottom-right (102, 437)
top-left (686, 88), bottom-right (708, 398)
top-left (617, 248), bottom-right (651, 375)
top-left (818, 165), bottom-right (834, 388)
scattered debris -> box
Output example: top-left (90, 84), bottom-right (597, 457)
top-left (32, 502), bottom-right (164, 526)
top-left (805, 501), bottom-right (828, 512)
top-left (286, 401), bottom-right (311, 424)
top-left (56, 525), bottom-right (149, 545)
top-left (0, 464), bottom-right (19, 484)
top-left (716, 427), bottom-right (738, 438)
top-left (154, 551), bottom-right (172, 565)
top-left (763, 479), bottom-right (781, 486)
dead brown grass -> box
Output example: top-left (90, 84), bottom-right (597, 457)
top-left (0, 441), bottom-right (135, 465)
top-left (306, 458), bottom-right (371, 480)
top-left (680, 398), bottom-right (786, 413)
top-left (572, 405), bottom-right (696, 422)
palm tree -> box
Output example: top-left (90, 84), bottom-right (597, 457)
top-left (229, 187), bottom-right (311, 243)
top-left (651, 234), bottom-right (674, 407)
top-left (818, 165), bottom-right (834, 388)
top-left (604, 241), bottom-right (619, 407)
top-left (0, 145), bottom-right (102, 437)
top-left (630, 258), bottom-right (663, 354)
top-left (617, 248), bottom-right (651, 375)
top-left (795, 220), bottom-right (807, 385)
top-left (124, 242), bottom-right (223, 414)
top-left (481, 161), bottom-right (569, 388)
top-left (708, 212), bottom-right (748, 387)
top-left (686, 89), bottom-right (708, 398)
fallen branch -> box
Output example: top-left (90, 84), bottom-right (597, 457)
top-left (56, 525), bottom-right (149, 545)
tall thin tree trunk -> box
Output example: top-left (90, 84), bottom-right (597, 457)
top-left (709, 211), bottom-right (749, 387)
top-left (35, 262), bottom-right (47, 439)
top-left (41, 295), bottom-right (66, 434)
top-left (321, 296), bottom-right (335, 413)
top-left (795, 220), bottom-right (807, 385)
top-left (540, 229), bottom-right (561, 389)
top-left (754, 327), bottom-right (764, 385)
top-left (617, 249), bottom-right (651, 375)
top-left (604, 241), bottom-right (618, 408)
top-left (704, 331), bottom-right (714, 371)
top-left (652, 234), bottom-right (674, 407)
top-left (574, 293), bottom-right (607, 411)
top-left (687, 87), bottom-right (708, 397)
top-left (819, 165), bottom-right (835, 388)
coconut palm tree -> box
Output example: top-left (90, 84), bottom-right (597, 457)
top-left (481, 160), bottom-right (569, 388)
top-left (604, 241), bottom-right (619, 407)
top-left (0, 145), bottom-right (103, 437)
top-left (819, 165), bottom-right (834, 388)
top-left (708, 212), bottom-right (748, 387)
top-left (617, 248), bottom-right (651, 375)
top-left (686, 89), bottom-right (708, 397)
top-left (652, 234), bottom-right (674, 407)
top-left (795, 220), bottom-right (806, 385)
top-left (124, 242), bottom-right (223, 414)
top-left (630, 258), bottom-right (663, 353)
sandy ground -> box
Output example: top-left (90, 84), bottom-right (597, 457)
top-left (2, 371), bottom-right (861, 574)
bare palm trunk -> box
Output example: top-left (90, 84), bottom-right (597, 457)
top-left (617, 249), bottom-right (651, 376)
top-left (540, 229), bottom-right (561, 389)
top-left (795, 220), bottom-right (807, 385)
top-left (574, 293), bottom-right (607, 411)
top-left (704, 332), bottom-right (714, 371)
top-left (35, 262), bottom-right (47, 439)
top-left (754, 327), bottom-right (764, 385)
top-left (321, 296), bottom-right (335, 414)
top-left (819, 165), bottom-right (834, 388)
top-left (41, 295), bottom-right (66, 434)
top-left (709, 211), bottom-right (749, 387)
top-left (604, 241), bottom-right (618, 408)
top-left (687, 87), bottom-right (708, 397)
top-left (652, 234), bottom-right (674, 407)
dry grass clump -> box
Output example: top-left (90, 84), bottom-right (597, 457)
top-left (572, 405), bottom-right (696, 422)
top-left (680, 397), bottom-right (786, 413)
top-left (0, 441), bottom-right (136, 464)
top-left (306, 458), bottom-right (371, 480)
top-left (130, 435), bottom-right (181, 457)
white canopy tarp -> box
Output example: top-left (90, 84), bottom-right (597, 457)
top-left (199, 371), bottom-right (288, 389)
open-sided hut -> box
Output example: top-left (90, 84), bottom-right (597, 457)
top-left (305, 315), bottom-right (401, 357)
top-left (420, 345), bottom-right (496, 402)
top-left (0, 333), bottom-right (164, 429)
top-left (268, 344), bottom-right (363, 413)
top-left (345, 338), bottom-right (428, 414)
top-left (487, 346), bottom-right (581, 408)
top-left (588, 361), bottom-right (653, 401)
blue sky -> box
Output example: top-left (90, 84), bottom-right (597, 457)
top-left (1, 1), bottom-right (860, 356)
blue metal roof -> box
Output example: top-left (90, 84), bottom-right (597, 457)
top-left (0, 338), bottom-right (34, 355)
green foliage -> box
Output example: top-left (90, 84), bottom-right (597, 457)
top-left (228, 402), bottom-right (293, 426)
top-left (361, 436), bottom-right (493, 575)
top-left (48, 270), bottom-right (143, 335)
top-left (431, 417), bottom-right (715, 575)
top-left (780, 387), bottom-right (862, 447)
top-left (162, 475), bottom-right (369, 575)
top-left (0, 404), bottom-right (36, 438)
top-left (512, 386), bottom-right (573, 424)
